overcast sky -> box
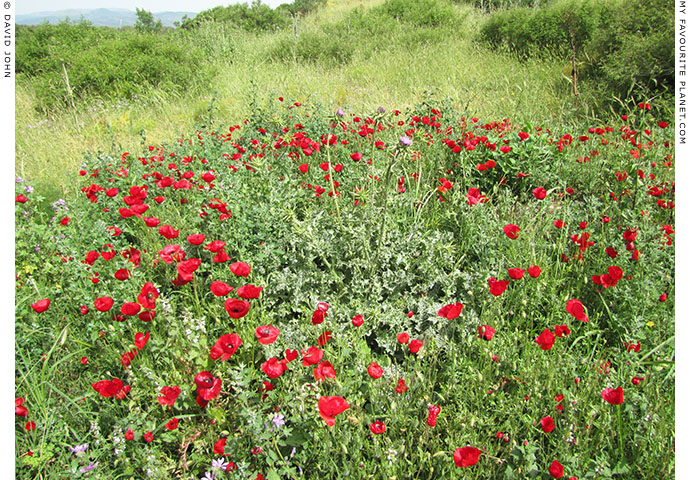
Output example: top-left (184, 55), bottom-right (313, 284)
top-left (16, 0), bottom-right (286, 15)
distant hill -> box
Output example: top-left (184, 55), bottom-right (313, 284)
top-left (16, 8), bottom-right (196, 28)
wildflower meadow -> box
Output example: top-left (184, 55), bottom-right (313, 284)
top-left (13, 0), bottom-right (676, 479)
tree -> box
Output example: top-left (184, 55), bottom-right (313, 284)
top-left (135, 8), bottom-right (162, 33)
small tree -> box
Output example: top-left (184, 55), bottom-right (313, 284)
top-left (135, 8), bottom-right (162, 33)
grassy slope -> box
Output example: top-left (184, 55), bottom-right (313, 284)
top-left (15, 0), bottom-right (573, 200)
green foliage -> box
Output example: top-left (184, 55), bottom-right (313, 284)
top-left (456, 0), bottom-right (543, 10)
top-left (479, 0), bottom-right (611, 58)
top-left (478, 0), bottom-right (673, 106)
top-left (135, 8), bottom-right (163, 34)
top-left (377, 0), bottom-right (456, 27)
top-left (181, 1), bottom-right (289, 33)
top-left (268, 30), bottom-right (353, 65)
top-left (275, 0), bottom-right (327, 17)
top-left (16, 23), bottom-right (213, 112)
top-left (584, 0), bottom-right (674, 103)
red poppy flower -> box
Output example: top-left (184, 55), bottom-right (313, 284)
top-left (549, 460), bottom-right (564, 478)
top-left (204, 240), bottom-right (226, 253)
top-left (507, 268), bottom-right (525, 280)
top-left (312, 309), bottom-right (327, 325)
top-left (601, 387), bottom-right (624, 405)
top-left (535, 329), bottom-right (556, 350)
top-left (30, 299), bottom-right (50, 313)
top-left (301, 346), bottom-right (323, 366)
top-left (566, 299), bottom-right (589, 323)
top-left (194, 371), bottom-right (222, 401)
top-left (395, 378), bottom-right (408, 393)
top-left (285, 349), bottom-right (299, 362)
top-left (134, 331), bottom-right (150, 350)
top-left (318, 396), bottom-right (349, 427)
top-left (255, 325), bottom-right (280, 345)
top-left (121, 302), bottom-right (141, 316)
top-left (15, 398), bottom-right (28, 416)
top-left (504, 224), bottom-right (520, 239)
top-left (138, 310), bottom-right (155, 322)
top-left (213, 251), bottom-right (230, 263)
top-left (659, 293), bottom-right (668, 302)
top-left (261, 357), bottom-right (287, 378)
top-left (409, 339), bottom-right (423, 353)
top-left (466, 187), bottom-right (488, 205)
top-left (478, 325), bottom-right (495, 341)
top-left (427, 404), bottom-right (441, 427)
top-left (213, 438), bottom-right (227, 455)
top-left (157, 385), bottom-right (181, 407)
top-left (158, 225), bottom-right (179, 239)
top-left (554, 324), bottom-right (570, 337)
top-left (453, 446), bottom-right (481, 467)
top-left (114, 268), bottom-right (131, 281)
top-left (352, 314), bottom-right (363, 327)
top-left (210, 281), bottom-right (233, 297)
top-left (224, 299), bottom-right (250, 319)
top-left (533, 187), bottom-right (547, 200)
top-left (237, 284), bottom-right (263, 299)
top-left (528, 265), bottom-right (541, 278)
top-left (125, 428), bottom-right (134, 440)
top-left (121, 350), bottom-right (137, 368)
top-left (438, 302), bottom-right (464, 319)
top-left (230, 261), bottom-right (251, 278)
top-left (541, 416), bottom-right (555, 433)
top-left (144, 217), bottom-right (161, 228)
top-left (632, 376), bottom-right (645, 385)
top-left (368, 361), bottom-right (384, 379)
top-left (553, 220), bottom-right (564, 229)
top-left (605, 247), bottom-right (618, 259)
top-left (317, 331), bottom-right (332, 346)
top-left (298, 163), bottom-right (309, 173)
top-left (397, 332), bottom-right (410, 344)
top-left (135, 282), bottom-right (159, 310)
top-left (94, 297), bottom-right (114, 312)
top-left (187, 233), bottom-right (206, 245)
top-left (369, 421), bottom-right (386, 434)
top-left (91, 378), bottom-right (128, 398)
top-left (25, 420), bottom-right (36, 431)
top-left (210, 333), bottom-right (242, 361)
top-left (314, 360), bottom-right (337, 382)
top-left (174, 258), bottom-right (202, 285)
top-left (488, 277), bottom-right (509, 296)
top-left (16, 194), bottom-right (27, 203)
top-left (165, 418), bottom-right (179, 430)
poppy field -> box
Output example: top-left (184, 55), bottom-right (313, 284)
top-left (15, 95), bottom-right (675, 479)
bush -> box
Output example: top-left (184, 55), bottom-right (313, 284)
top-left (477, 0), bottom-right (673, 109)
top-left (16, 24), bottom-right (212, 112)
top-left (377, 0), bottom-right (456, 27)
top-left (584, 0), bottom-right (674, 101)
top-left (181, 1), bottom-right (289, 33)
top-left (269, 30), bottom-right (353, 66)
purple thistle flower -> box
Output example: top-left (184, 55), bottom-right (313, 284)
top-left (400, 136), bottom-right (413, 146)
top-left (79, 461), bottom-right (98, 473)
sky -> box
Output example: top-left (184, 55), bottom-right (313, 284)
top-left (16, 0), bottom-right (286, 15)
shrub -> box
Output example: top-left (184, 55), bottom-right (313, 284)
top-left (377, 0), bottom-right (456, 27)
top-left (268, 30), bottom-right (353, 66)
top-left (16, 24), bottom-right (212, 112)
top-left (181, 1), bottom-right (289, 33)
